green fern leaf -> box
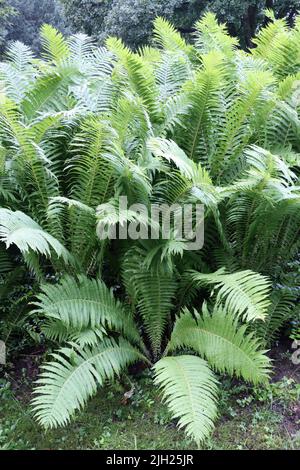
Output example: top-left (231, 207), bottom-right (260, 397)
top-left (0, 209), bottom-right (72, 265)
top-left (168, 306), bottom-right (271, 384)
top-left (32, 275), bottom-right (142, 348)
top-left (32, 338), bottom-right (144, 428)
top-left (153, 355), bottom-right (218, 445)
top-left (190, 268), bottom-right (271, 321)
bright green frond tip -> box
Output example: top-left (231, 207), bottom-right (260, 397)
top-left (190, 268), bottom-right (272, 322)
top-left (0, 208), bottom-right (72, 264)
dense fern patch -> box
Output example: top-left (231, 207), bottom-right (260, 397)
top-left (0, 12), bottom-right (300, 445)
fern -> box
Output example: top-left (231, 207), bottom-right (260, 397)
top-left (0, 209), bottom-right (72, 266)
top-left (0, 41), bottom-right (35, 103)
top-left (255, 289), bottom-right (297, 346)
top-left (40, 24), bottom-right (70, 63)
top-left (123, 247), bottom-right (177, 358)
top-left (1, 14), bottom-right (299, 445)
top-left (21, 65), bottom-right (76, 120)
top-left (154, 355), bottom-right (218, 445)
top-left (189, 268), bottom-right (271, 321)
top-left (194, 12), bottom-right (238, 57)
top-left (153, 17), bottom-right (191, 56)
top-left (168, 305), bottom-right (271, 384)
top-left (176, 52), bottom-right (225, 164)
top-left (32, 338), bottom-right (145, 428)
top-left (32, 275), bottom-right (142, 348)
top-left (41, 318), bottom-right (106, 348)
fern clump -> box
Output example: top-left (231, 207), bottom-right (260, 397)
top-left (0, 12), bottom-right (300, 445)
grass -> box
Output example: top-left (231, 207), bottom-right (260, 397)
top-left (1, 349), bottom-right (300, 450)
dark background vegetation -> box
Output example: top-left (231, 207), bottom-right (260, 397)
top-left (0, 0), bottom-right (299, 54)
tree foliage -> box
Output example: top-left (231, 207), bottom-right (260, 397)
top-left (0, 0), bottom-right (15, 48)
top-left (59, 0), bottom-right (300, 49)
top-left (5, 0), bottom-right (69, 53)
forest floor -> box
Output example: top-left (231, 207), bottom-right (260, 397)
top-left (0, 341), bottom-right (300, 450)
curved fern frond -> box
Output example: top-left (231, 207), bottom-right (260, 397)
top-left (32, 338), bottom-right (145, 428)
top-left (32, 275), bottom-right (142, 348)
top-left (0, 209), bottom-right (72, 265)
top-left (245, 145), bottom-right (297, 184)
top-left (21, 64), bottom-right (76, 121)
top-left (147, 137), bottom-right (196, 179)
top-left (189, 268), bottom-right (271, 321)
top-left (168, 305), bottom-right (271, 384)
top-left (153, 355), bottom-right (218, 445)
top-left (41, 319), bottom-right (106, 347)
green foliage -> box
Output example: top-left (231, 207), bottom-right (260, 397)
top-left (254, 289), bottom-right (299, 346)
top-left (0, 12), bottom-right (300, 445)
top-left (168, 306), bottom-right (271, 383)
top-left (32, 338), bottom-right (144, 428)
top-left (188, 269), bottom-right (271, 321)
top-left (154, 355), bottom-right (218, 446)
top-left (0, 209), bottom-right (73, 276)
top-left (59, 1), bottom-right (299, 51)
top-left (5, 0), bottom-right (69, 54)
top-left (0, 0), bottom-right (15, 49)
top-left (33, 275), bottom-right (142, 347)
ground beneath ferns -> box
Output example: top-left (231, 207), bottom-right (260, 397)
top-left (0, 342), bottom-right (299, 450)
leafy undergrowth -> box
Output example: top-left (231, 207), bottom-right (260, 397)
top-left (0, 344), bottom-right (299, 450)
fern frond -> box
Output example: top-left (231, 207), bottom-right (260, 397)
top-left (212, 70), bottom-right (275, 182)
top-left (40, 24), bottom-right (70, 63)
top-left (0, 41), bottom-right (35, 102)
top-left (21, 64), bottom-right (76, 121)
top-left (254, 289), bottom-right (297, 346)
top-left (153, 17), bottom-right (191, 55)
top-left (147, 137), bottom-right (196, 179)
top-left (41, 319), bottom-right (106, 347)
top-left (32, 338), bottom-right (145, 428)
top-left (122, 247), bottom-right (176, 358)
top-left (168, 306), bottom-right (271, 384)
top-left (32, 275), bottom-right (142, 347)
top-left (176, 52), bottom-right (225, 164)
top-left (194, 12), bottom-right (238, 56)
top-left (0, 209), bottom-right (72, 265)
top-left (189, 268), bottom-right (271, 321)
top-left (154, 355), bottom-right (218, 445)
top-left (252, 17), bottom-right (287, 59)
top-left (107, 37), bottom-right (160, 122)
top-left (155, 51), bottom-right (191, 106)
top-left (68, 33), bottom-right (95, 64)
